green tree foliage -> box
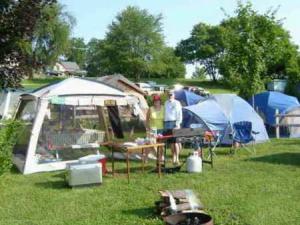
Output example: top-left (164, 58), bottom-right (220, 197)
top-left (101, 6), bottom-right (164, 80)
top-left (192, 66), bottom-right (207, 80)
top-left (66, 37), bottom-right (87, 69)
top-left (219, 2), bottom-right (299, 98)
top-left (0, 0), bottom-right (56, 88)
top-left (176, 23), bottom-right (224, 82)
top-left (85, 38), bottom-right (107, 76)
top-left (175, 2), bottom-right (299, 97)
top-left (87, 6), bottom-right (185, 80)
top-left (30, 3), bottom-right (75, 74)
top-left (0, 120), bottom-right (24, 176)
top-left (149, 47), bottom-right (185, 78)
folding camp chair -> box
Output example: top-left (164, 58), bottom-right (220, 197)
top-left (205, 129), bottom-right (222, 159)
top-left (231, 121), bottom-right (259, 154)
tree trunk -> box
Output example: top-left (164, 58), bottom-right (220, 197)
top-left (136, 73), bottom-right (141, 82)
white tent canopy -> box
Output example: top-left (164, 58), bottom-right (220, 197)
top-left (0, 89), bottom-right (26, 120)
top-left (32, 77), bottom-right (126, 98)
top-left (280, 106), bottom-right (300, 138)
top-left (13, 77), bottom-right (144, 174)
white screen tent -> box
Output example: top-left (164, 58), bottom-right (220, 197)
top-left (13, 77), bottom-right (144, 174)
top-left (0, 89), bottom-right (26, 120)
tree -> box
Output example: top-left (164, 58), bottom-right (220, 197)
top-left (149, 47), bottom-right (185, 78)
top-left (176, 23), bottom-right (224, 82)
top-left (192, 66), bottom-right (207, 80)
top-left (66, 37), bottom-right (86, 69)
top-left (218, 2), bottom-right (299, 98)
top-left (100, 6), bottom-right (165, 80)
top-left (85, 6), bottom-right (185, 79)
top-left (0, 0), bottom-right (56, 88)
top-left (29, 3), bottom-right (74, 75)
top-left (85, 38), bottom-right (108, 76)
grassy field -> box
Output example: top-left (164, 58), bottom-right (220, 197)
top-left (0, 139), bottom-right (299, 225)
top-left (21, 77), bottom-right (233, 94)
top-left (21, 77), bottom-right (64, 89)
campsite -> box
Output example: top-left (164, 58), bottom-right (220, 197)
top-left (1, 1), bottom-right (300, 225)
top-left (0, 77), bottom-right (299, 225)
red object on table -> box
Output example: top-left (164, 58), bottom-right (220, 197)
top-left (156, 135), bottom-right (173, 141)
top-left (98, 158), bottom-right (107, 175)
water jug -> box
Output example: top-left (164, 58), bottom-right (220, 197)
top-left (187, 151), bottom-right (202, 173)
top-left (150, 128), bottom-right (157, 144)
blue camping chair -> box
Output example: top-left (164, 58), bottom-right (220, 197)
top-left (231, 121), bottom-right (259, 154)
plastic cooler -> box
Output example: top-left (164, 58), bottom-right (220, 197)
top-left (79, 154), bottom-right (107, 175)
top-left (67, 163), bottom-right (102, 187)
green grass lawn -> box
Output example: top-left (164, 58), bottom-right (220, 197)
top-left (21, 77), bottom-right (233, 94)
top-left (141, 78), bottom-right (234, 94)
top-left (21, 77), bottom-right (64, 89)
top-left (0, 139), bottom-right (299, 225)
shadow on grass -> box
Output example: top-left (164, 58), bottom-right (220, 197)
top-left (35, 179), bottom-right (69, 189)
top-left (10, 166), bottom-right (21, 174)
top-left (122, 207), bottom-right (158, 220)
top-left (246, 152), bottom-right (300, 167)
top-left (113, 165), bottom-right (155, 174)
top-left (35, 173), bottom-right (69, 189)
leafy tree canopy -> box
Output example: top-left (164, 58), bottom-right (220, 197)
top-left (176, 23), bottom-right (224, 82)
top-left (88, 6), bottom-right (185, 80)
top-left (30, 3), bottom-right (75, 73)
top-left (102, 6), bottom-right (164, 80)
top-left (85, 38), bottom-right (108, 76)
top-left (219, 1), bottom-right (299, 98)
top-left (66, 37), bottom-right (86, 69)
top-left (0, 0), bottom-right (56, 88)
top-left (176, 1), bottom-right (299, 98)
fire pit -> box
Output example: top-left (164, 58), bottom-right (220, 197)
top-left (155, 189), bottom-right (213, 225)
top-left (164, 212), bottom-right (213, 225)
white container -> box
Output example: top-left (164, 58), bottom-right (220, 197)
top-left (187, 152), bottom-right (202, 173)
top-left (78, 154), bottom-right (105, 164)
top-left (67, 162), bottom-right (102, 187)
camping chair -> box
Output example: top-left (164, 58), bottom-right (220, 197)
top-left (230, 121), bottom-right (259, 154)
top-left (207, 129), bottom-right (223, 159)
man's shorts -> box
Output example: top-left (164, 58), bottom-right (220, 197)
top-left (163, 121), bottom-right (177, 143)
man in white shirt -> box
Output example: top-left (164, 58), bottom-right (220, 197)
top-left (164, 90), bottom-right (182, 165)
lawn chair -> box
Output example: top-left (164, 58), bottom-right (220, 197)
top-left (208, 128), bottom-right (225, 158)
top-left (231, 121), bottom-right (259, 154)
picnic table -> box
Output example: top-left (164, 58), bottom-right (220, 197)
top-left (102, 142), bottom-right (165, 183)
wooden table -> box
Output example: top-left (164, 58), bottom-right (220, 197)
top-left (104, 142), bottom-right (165, 183)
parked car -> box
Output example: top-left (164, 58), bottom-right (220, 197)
top-left (135, 82), bottom-right (153, 94)
top-left (184, 86), bottom-right (210, 97)
top-left (152, 84), bottom-right (168, 92)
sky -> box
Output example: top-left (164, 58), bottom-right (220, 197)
top-left (59, 0), bottom-right (300, 77)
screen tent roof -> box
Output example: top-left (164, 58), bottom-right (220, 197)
top-left (24, 77), bottom-right (126, 99)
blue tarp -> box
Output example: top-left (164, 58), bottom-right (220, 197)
top-left (183, 94), bottom-right (269, 144)
top-left (175, 89), bottom-right (204, 106)
top-left (249, 91), bottom-right (300, 125)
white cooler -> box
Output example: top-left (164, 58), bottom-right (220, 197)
top-left (66, 162), bottom-right (102, 187)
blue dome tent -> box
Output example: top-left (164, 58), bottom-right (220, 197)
top-left (183, 94), bottom-right (269, 144)
top-left (175, 89), bottom-right (205, 106)
top-left (249, 91), bottom-right (300, 125)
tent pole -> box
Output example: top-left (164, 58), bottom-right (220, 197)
top-left (3, 91), bottom-right (11, 119)
top-left (97, 106), bottom-right (110, 142)
top-left (23, 99), bottom-right (49, 174)
top-left (275, 109), bottom-right (280, 138)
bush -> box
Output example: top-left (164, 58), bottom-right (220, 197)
top-left (145, 93), bottom-right (168, 107)
top-left (0, 120), bottom-right (24, 176)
